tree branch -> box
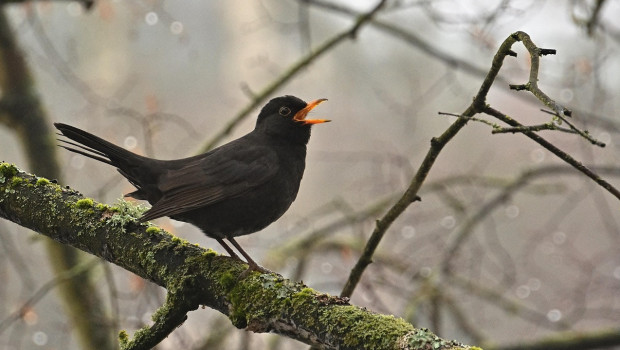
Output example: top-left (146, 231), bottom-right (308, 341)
top-left (339, 28), bottom-right (526, 298)
top-left (484, 106), bottom-right (620, 200)
top-left (0, 163), bottom-right (477, 350)
top-left (341, 30), bottom-right (620, 299)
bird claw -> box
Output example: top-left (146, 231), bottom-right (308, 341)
top-left (238, 263), bottom-right (276, 279)
top-left (228, 252), bottom-right (242, 261)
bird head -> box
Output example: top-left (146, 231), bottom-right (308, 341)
top-left (255, 96), bottom-right (329, 143)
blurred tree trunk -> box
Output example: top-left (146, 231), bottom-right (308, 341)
top-left (0, 8), bottom-right (114, 350)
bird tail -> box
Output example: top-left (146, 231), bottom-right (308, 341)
top-left (54, 123), bottom-right (158, 201)
top-left (55, 123), bottom-right (137, 166)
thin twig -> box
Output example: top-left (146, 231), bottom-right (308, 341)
top-left (507, 33), bottom-right (571, 118)
top-left (539, 109), bottom-right (606, 146)
top-left (484, 106), bottom-right (620, 200)
top-left (491, 123), bottom-right (576, 134)
top-left (339, 30), bottom-right (525, 298)
top-left (439, 111), bottom-right (499, 129)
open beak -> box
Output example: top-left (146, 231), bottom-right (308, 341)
top-left (293, 98), bottom-right (330, 125)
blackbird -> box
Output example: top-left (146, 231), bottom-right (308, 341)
top-left (55, 95), bottom-right (329, 272)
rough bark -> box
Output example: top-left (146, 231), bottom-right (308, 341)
top-left (0, 163), bottom-right (479, 350)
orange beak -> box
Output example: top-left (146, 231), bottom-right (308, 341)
top-left (293, 98), bottom-right (330, 125)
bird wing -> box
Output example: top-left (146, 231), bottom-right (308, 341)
top-left (140, 143), bottom-right (279, 221)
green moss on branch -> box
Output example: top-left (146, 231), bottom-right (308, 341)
top-left (0, 163), bottom-right (477, 350)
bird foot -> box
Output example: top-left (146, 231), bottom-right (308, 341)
top-left (228, 252), bottom-right (242, 261)
top-left (238, 263), bottom-right (276, 279)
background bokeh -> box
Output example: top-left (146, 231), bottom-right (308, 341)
top-left (1, 0), bottom-right (620, 349)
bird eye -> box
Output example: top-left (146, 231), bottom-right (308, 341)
top-left (279, 106), bottom-right (291, 116)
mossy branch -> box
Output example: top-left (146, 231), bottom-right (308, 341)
top-left (0, 162), bottom-right (477, 350)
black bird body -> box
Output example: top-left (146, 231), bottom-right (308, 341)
top-left (149, 131), bottom-right (307, 238)
top-left (55, 95), bottom-right (329, 271)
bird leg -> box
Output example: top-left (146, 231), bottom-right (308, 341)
top-left (227, 237), bottom-right (271, 274)
top-left (216, 238), bottom-right (240, 260)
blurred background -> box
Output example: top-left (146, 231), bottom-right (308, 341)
top-left (1, 0), bottom-right (620, 349)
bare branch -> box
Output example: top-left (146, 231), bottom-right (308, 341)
top-left (484, 106), bottom-right (620, 200)
top-left (340, 29), bottom-right (529, 298)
